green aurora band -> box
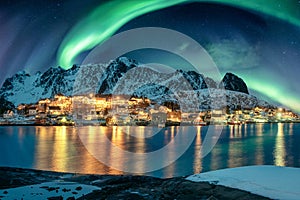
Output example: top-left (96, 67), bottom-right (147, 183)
top-left (58, 0), bottom-right (300, 69)
top-left (58, 0), bottom-right (186, 69)
top-left (242, 76), bottom-right (300, 113)
top-left (57, 0), bottom-right (300, 112)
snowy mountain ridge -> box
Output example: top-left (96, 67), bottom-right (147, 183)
top-left (0, 57), bottom-right (271, 109)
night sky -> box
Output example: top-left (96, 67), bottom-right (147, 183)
top-left (1, 0), bottom-right (300, 112)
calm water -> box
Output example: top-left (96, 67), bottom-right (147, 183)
top-left (0, 123), bottom-right (300, 178)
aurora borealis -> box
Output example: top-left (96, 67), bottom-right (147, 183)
top-left (58, 0), bottom-right (186, 68)
top-left (58, 0), bottom-right (300, 69)
top-left (1, 0), bottom-right (300, 112)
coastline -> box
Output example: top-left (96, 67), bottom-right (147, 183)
top-left (0, 167), bottom-right (270, 200)
top-left (0, 121), bottom-right (299, 127)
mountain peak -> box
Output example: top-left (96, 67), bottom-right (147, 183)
top-left (16, 70), bottom-right (28, 75)
top-left (220, 72), bottom-right (249, 94)
top-left (0, 57), bottom-right (253, 107)
top-left (110, 57), bottom-right (139, 67)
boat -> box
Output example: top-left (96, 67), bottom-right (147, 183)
top-left (194, 121), bottom-right (208, 126)
top-left (227, 120), bottom-right (241, 125)
top-left (193, 118), bottom-right (207, 126)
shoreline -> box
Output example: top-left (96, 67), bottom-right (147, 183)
top-left (0, 121), bottom-right (299, 127)
top-left (0, 167), bottom-right (270, 199)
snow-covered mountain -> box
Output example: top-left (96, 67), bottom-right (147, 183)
top-left (0, 66), bottom-right (78, 105)
top-left (0, 57), bottom-right (272, 110)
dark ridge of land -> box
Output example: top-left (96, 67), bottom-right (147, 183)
top-left (0, 167), bottom-right (270, 200)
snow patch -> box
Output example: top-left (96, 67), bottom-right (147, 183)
top-left (186, 165), bottom-right (300, 200)
top-left (0, 181), bottom-right (101, 200)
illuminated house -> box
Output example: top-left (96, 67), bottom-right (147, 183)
top-left (16, 104), bottom-right (26, 115)
top-left (128, 98), bottom-right (138, 106)
top-left (137, 110), bottom-right (150, 121)
top-left (48, 106), bottom-right (62, 116)
top-left (3, 110), bottom-right (14, 119)
top-left (95, 96), bottom-right (108, 110)
top-left (167, 111), bottom-right (181, 122)
top-left (50, 94), bottom-right (72, 114)
top-left (111, 95), bottom-right (130, 105)
top-left (28, 105), bottom-right (38, 116)
top-left (110, 95), bottom-right (130, 114)
top-left (35, 94), bottom-right (72, 116)
top-left (211, 109), bottom-right (226, 124)
top-left (242, 109), bottom-right (254, 122)
top-left (38, 98), bottom-right (51, 113)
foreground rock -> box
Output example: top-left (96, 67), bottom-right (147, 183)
top-left (0, 167), bottom-right (269, 200)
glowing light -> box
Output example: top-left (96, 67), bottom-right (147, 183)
top-left (277, 112), bottom-right (282, 119)
top-left (58, 0), bottom-right (300, 69)
top-left (244, 77), bottom-right (300, 113)
top-left (193, 126), bottom-right (202, 174)
top-left (60, 117), bottom-right (67, 123)
top-left (58, 0), bottom-right (186, 68)
top-left (274, 123), bottom-right (286, 166)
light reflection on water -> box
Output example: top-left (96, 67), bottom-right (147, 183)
top-left (274, 123), bottom-right (286, 166)
top-left (193, 126), bottom-right (202, 174)
top-left (0, 123), bottom-right (300, 178)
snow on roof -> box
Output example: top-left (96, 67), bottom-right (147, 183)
top-left (186, 165), bottom-right (300, 200)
